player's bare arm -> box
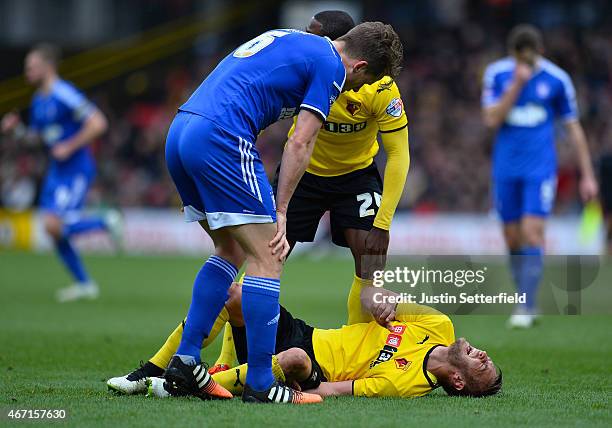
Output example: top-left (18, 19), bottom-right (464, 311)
top-left (564, 120), bottom-right (598, 201)
top-left (482, 62), bottom-right (532, 129)
top-left (51, 108), bottom-right (107, 161)
top-left (305, 380), bottom-right (353, 397)
top-left (270, 109), bottom-right (322, 260)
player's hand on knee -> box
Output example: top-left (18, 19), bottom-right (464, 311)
top-left (270, 211), bottom-right (290, 261)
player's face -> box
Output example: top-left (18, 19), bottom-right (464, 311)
top-left (448, 338), bottom-right (498, 391)
top-left (513, 48), bottom-right (537, 68)
top-left (24, 52), bottom-right (48, 85)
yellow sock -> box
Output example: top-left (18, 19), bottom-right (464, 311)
top-left (149, 321), bottom-right (184, 369)
top-left (347, 275), bottom-right (375, 325)
top-left (212, 355), bottom-right (285, 395)
top-left (213, 322), bottom-right (236, 366)
top-left (149, 307), bottom-right (230, 369)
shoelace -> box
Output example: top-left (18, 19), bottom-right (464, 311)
top-left (126, 360), bottom-right (148, 381)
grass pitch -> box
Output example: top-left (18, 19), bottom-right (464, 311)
top-left (0, 250), bottom-right (610, 427)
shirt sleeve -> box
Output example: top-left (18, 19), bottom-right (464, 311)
top-left (373, 126), bottom-right (410, 230)
top-left (555, 72), bottom-right (579, 122)
top-left (300, 55), bottom-right (345, 121)
top-left (481, 64), bottom-right (502, 108)
top-left (353, 377), bottom-right (397, 397)
top-left (374, 80), bottom-right (408, 133)
top-left (54, 82), bottom-right (95, 123)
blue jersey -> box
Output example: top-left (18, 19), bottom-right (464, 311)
top-left (29, 79), bottom-right (96, 175)
top-left (179, 29), bottom-right (346, 143)
top-left (482, 57), bottom-right (578, 179)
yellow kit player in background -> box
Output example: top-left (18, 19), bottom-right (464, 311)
top-left (107, 10), bottom-right (409, 389)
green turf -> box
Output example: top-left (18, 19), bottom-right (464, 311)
top-left (0, 250), bottom-right (610, 427)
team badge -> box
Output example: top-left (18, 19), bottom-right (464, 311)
top-left (395, 358), bottom-right (411, 371)
top-left (536, 82), bottom-right (550, 99)
top-left (346, 101), bottom-right (361, 116)
top-left (386, 98), bottom-right (403, 118)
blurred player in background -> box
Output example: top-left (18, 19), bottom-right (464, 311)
top-left (161, 23), bottom-right (403, 404)
top-left (1, 44), bottom-right (121, 302)
top-left (106, 11), bottom-right (409, 392)
top-left (482, 25), bottom-right (598, 328)
top-left (599, 153), bottom-right (612, 255)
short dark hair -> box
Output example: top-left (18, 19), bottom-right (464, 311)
top-left (337, 22), bottom-right (403, 80)
top-left (507, 24), bottom-right (543, 53)
top-left (441, 365), bottom-right (503, 398)
top-left (313, 10), bottom-right (355, 40)
top-left (30, 43), bottom-right (61, 68)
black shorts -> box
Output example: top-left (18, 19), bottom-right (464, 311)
top-left (232, 306), bottom-right (326, 384)
top-left (273, 163), bottom-right (383, 247)
top-left (600, 154), bottom-right (612, 214)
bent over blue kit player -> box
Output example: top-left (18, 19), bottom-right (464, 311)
top-left (162, 23), bottom-right (403, 403)
top-left (482, 25), bottom-right (598, 328)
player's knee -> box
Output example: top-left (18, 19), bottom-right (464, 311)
top-left (215, 243), bottom-right (245, 268)
top-left (247, 253), bottom-right (283, 278)
top-left (43, 216), bottom-right (63, 240)
top-left (521, 221), bottom-right (545, 247)
top-left (277, 348), bottom-right (310, 376)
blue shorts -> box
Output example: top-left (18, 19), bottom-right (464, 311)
top-left (40, 168), bottom-right (94, 220)
top-left (493, 175), bottom-right (557, 223)
top-left (165, 111), bottom-right (276, 230)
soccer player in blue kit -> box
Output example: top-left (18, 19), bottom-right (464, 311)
top-left (1, 44), bottom-right (120, 303)
top-left (162, 23), bottom-right (403, 403)
top-left (482, 25), bottom-right (598, 328)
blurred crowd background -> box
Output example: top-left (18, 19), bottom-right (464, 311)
top-left (1, 0), bottom-right (611, 214)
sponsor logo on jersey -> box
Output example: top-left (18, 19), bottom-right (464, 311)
top-left (346, 101), bottom-right (361, 116)
top-left (369, 328), bottom-right (406, 368)
top-left (395, 358), bottom-right (411, 371)
top-left (505, 103), bottom-right (547, 127)
top-left (417, 335), bottom-right (430, 345)
top-left (390, 325), bottom-right (406, 335)
top-left (323, 121), bottom-right (367, 133)
top-left (376, 79), bottom-right (393, 93)
top-left (386, 98), bottom-right (403, 118)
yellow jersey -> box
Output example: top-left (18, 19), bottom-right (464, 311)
top-left (289, 77), bottom-right (408, 177)
top-left (312, 308), bottom-right (455, 398)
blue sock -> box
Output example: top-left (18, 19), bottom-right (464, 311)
top-left (509, 249), bottom-right (522, 288)
top-left (520, 246), bottom-right (543, 311)
top-left (242, 276), bottom-right (280, 391)
top-left (63, 217), bottom-right (107, 237)
top-left (55, 238), bottom-right (89, 284)
top-left (176, 255), bottom-right (238, 362)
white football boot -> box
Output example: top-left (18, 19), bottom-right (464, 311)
top-left (107, 365), bottom-right (151, 395)
top-left (146, 377), bottom-right (171, 398)
top-left (507, 306), bottom-right (537, 329)
top-left (104, 209), bottom-right (124, 252)
top-left (56, 282), bottom-right (99, 303)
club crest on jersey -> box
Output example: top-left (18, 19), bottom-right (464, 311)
top-left (536, 82), bottom-right (550, 99)
top-left (369, 328), bottom-right (406, 368)
top-left (346, 101), bottom-right (361, 116)
top-left (395, 358), bottom-right (412, 371)
top-left (386, 98), bottom-right (403, 118)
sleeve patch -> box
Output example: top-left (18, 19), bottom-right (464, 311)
top-left (386, 98), bottom-right (403, 118)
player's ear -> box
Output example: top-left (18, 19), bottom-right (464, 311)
top-left (450, 371), bottom-right (465, 391)
top-left (352, 60), bottom-right (368, 74)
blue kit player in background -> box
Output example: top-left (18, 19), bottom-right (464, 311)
top-left (482, 25), bottom-right (598, 328)
top-left (162, 23), bottom-right (403, 403)
top-left (1, 44), bottom-right (121, 303)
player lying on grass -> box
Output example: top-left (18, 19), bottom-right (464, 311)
top-left (108, 283), bottom-right (502, 399)
top-left (207, 9), bottom-right (411, 375)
